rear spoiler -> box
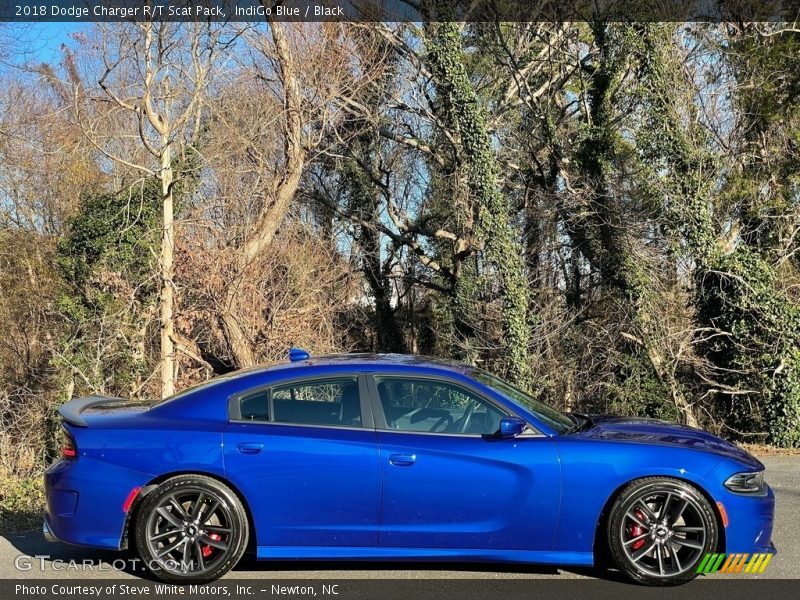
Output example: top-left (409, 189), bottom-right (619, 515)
top-left (58, 395), bottom-right (124, 427)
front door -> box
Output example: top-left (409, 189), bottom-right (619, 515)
top-left (224, 374), bottom-right (381, 547)
top-left (370, 374), bottom-right (561, 550)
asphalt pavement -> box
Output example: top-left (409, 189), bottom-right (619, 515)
top-left (1, 455), bottom-right (796, 581)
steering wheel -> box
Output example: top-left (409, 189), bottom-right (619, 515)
top-left (459, 402), bottom-right (476, 433)
top-left (430, 413), bottom-right (454, 433)
top-left (403, 406), bottom-right (426, 421)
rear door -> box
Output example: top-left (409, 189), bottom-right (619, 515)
top-left (223, 373), bottom-right (381, 547)
top-left (369, 373), bottom-right (561, 550)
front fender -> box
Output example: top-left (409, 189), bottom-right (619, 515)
top-left (550, 438), bottom-right (725, 554)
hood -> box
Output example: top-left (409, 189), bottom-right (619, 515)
top-left (576, 415), bottom-right (763, 469)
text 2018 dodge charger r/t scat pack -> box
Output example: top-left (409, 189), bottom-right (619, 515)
top-left (44, 350), bottom-right (776, 585)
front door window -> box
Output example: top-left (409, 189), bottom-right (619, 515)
top-left (375, 377), bottom-right (506, 435)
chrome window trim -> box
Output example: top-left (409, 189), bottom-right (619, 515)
top-left (373, 426), bottom-right (545, 439)
top-left (226, 419), bottom-right (371, 433)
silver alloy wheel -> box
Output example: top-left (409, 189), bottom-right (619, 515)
top-left (619, 489), bottom-right (707, 577)
top-left (144, 487), bottom-right (233, 576)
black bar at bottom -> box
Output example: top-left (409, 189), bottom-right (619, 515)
top-left (3, 579), bottom-right (800, 600)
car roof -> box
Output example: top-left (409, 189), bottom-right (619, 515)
top-left (236, 353), bottom-right (474, 377)
top-left (149, 353), bottom-right (476, 412)
top-left (159, 353), bottom-right (473, 403)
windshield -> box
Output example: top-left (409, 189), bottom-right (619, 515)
top-left (471, 369), bottom-right (574, 434)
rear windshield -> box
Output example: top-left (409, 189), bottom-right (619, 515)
top-left (150, 370), bottom-right (253, 408)
top-left (151, 361), bottom-right (290, 408)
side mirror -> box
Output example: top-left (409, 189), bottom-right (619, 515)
top-left (499, 416), bottom-right (527, 439)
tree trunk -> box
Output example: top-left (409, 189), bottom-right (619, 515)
top-left (362, 225), bottom-right (406, 353)
top-left (159, 144), bottom-right (176, 398)
top-left (220, 309), bottom-right (257, 368)
top-left (219, 19), bottom-right (306, 369)
top-left (643, 337), bottom-right (698, 427)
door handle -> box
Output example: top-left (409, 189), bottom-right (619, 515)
top-left (236, 442), bottom-right (264, 455)
top-left (389, 453), bottom-right (416, 467)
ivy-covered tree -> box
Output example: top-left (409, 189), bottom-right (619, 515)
top-left (702, 26), bottom-right (800, 446)
top-left (56, 181), bottom-right (161, 399)
top-left (636, 24), bottom-right (800, 446)
top-left (424, 21), bottom-right (532, 387)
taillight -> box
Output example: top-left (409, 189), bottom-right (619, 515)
top-left (60, 428), bottom-right (77, 459)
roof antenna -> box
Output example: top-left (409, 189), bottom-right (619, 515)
top-left (288, 347), bottom-right (310, 362)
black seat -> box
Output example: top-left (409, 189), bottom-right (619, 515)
top-left (338, 384), bottom-right (361, 426)
top-left (376, 381), bottom-right (399, 428)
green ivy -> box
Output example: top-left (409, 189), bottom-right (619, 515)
top-left (698, 247), bottom-right (800, 446)
top-left (425, 21), bottom-right (532, 388)
top-left (54, 181), bottom-right (161, 395)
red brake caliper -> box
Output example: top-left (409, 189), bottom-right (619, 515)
top-left (628, 508), bottom-right (647, 550)
top-left (201, 532), bottom-right (222, 558)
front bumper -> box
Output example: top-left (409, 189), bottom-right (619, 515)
top-left (720, 482), bottom-right (776, 555)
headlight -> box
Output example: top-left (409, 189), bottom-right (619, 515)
top-left (724, 471), bottom-right (765, 494)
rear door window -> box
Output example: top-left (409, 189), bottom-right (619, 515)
top-left (271, 378), bottom-right (362, 427)
top-left (239, 391), bottom-right (269, 422)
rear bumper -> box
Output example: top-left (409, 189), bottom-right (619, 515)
top-left (44, 457), bottom-right (150, 550)
top-left (42, 519), bottom-right (59, 543)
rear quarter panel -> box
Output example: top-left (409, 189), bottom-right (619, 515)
top-left (47, 409), bottom-right (228, 549)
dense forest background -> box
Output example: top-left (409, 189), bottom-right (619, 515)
top-left (1, 18), bottom-right (799, 526)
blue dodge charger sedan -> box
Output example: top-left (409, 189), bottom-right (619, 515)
top-left (44, 350), bottom-right (775, 585)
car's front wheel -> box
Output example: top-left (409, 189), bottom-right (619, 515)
top-left (134, 474), bottom-right (249, 582)
top-left (608, 477), bottom-right (718, 586)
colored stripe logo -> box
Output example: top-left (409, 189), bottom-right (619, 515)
top-left (697, 553), bottom-right (773, 574)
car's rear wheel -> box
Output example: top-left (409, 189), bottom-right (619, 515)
top-left (608, 477), bottom-right (718, 586)
top-left (135, 475), bottom-right (248, 582)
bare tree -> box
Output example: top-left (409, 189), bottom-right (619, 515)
top-left (81, 21), bottom-right (223, 397)
top-left (204, 19), bottom-right (378, 367)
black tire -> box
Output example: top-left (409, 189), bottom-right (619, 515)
top-left (608, 477), bottom-right (718, 586)
top-left (134, 475), bottom-right (248, 583)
